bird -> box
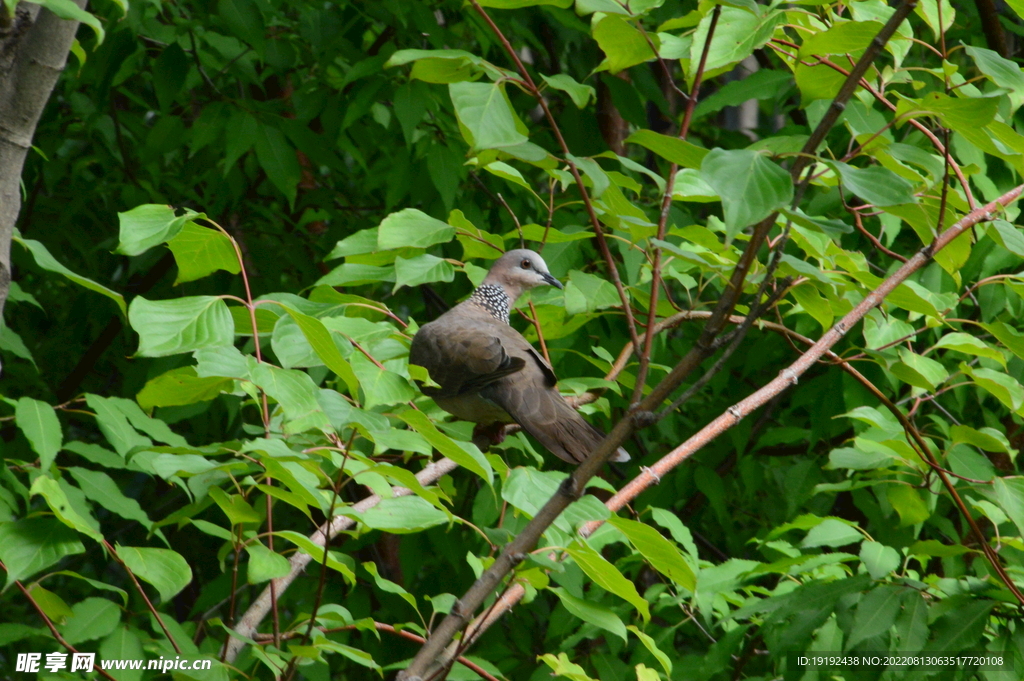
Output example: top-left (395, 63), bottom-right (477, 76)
top-left (409, 249), bottom-right (630, 464)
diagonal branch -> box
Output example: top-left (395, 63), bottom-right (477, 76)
top-left (397, 4), bottom-right (920, 678)
top-left (222, 457), bottom-right (459, 663)
top-left (596, 184), bottom-right (1023, 528)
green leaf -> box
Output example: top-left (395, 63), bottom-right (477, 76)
top-left (479, 0), bottom-right (572, 7)
top-left (896, 91), bottom-right (999, 132)
top-left (63, 441), bottom-right (125, 469)
top-left (800, 518), bottom-right (863, 547)
top-left (32, 0), bottom-right (104, 43)
top-left (59, 597), bottom-right (121, 646)
top-left (27, 584), bottom-right (73, 624)
top-left (218, 0), bottom-right (265, 49)
top-left (116, 545), bottom-right (193, 602)
top-left (106, 396), bottom-right (187, 447)
top-left (860, 540), bottom-right (901, 579)
top-left (933, 332), bottom-right (1005, 366)
top-left (991, 477), bottom-right (1024, 538)
top-left (896, 590), bottom-right (929, 652)
top-left (607, 516), bottom-right (696, 591)
top-left (428, 143), bottom-right (462, 208)
top-left (886, 484), bottom-right (930, 526)
top-left (349, 353), bottom-right (415, 410)
top-left (85, 394), bottom-right (151, 456)
top-left (627, 626), bottom-right (673, 678)
top-left (0, 518), bottom-right (85, 587)
top-left (276, 305), bottom-right (359, 397)
top-left (649, 508), bottom-right (700, 560)
top-left (689, 6), bottom-right (782, 79)
top-left (128, 296), bottom-right (234, 357)
top-left (987, 219), bottom-right (1024, 258)
top-left (67, 468), bottom-right (153, 530)
top-left (316, 263), bottom-right (396, 287)
top-left (626, 129), bottom-right (708, 168)
top-left (327, 228), bottom-right (379, 260)
top-left (208, 486), bottom-right (260, 525)
top-left (891, 347), bottom-right (948, 390)
top-left (949, 425), bottom-right (1012, 454)
top-left (962, 363), bottom-right (1024, 412)
top-left (828, 162), bottom-right (917, 207)
top-left (701, 149), bottom-right (793, 240)
top-left (99, 626), bottom-right (144, 680)
top-left (116, 204), bottom-right (195, 256)
top-left (398, 410), bottom-right (493, 484)
top-left (394, 254), bottom-right (456, 291)
top-left (13, 234), bottom-right (126, 315)
top-left (593, 15), bottom-right (657, 74)
top-left (363, 561), bottom-right (418, 610)
top-left (152, 43), bottom-right (188, 112)
top-left (15, 397), bottom-right (61, 470)
top-left (566, 540), bottom-right (650, 621)
top-left (30, 476), bottom-right (103, 542)
top-left (353, 495), bottom-right (449, 533)
top-left (255, 124), bottom-right (301, 206)
top-left (538, 653), bottom-right (597, 681)
top-left (982, 320), bottom-right (1024, 361)
top-left (540, 74), bottom-right (596, 108)
top-left (926, 599), bottom-right (994, 652)
top-left (248, 364), bottom-right (333, 434)
top-left (799, 20), bottom-right (884, 57)
top-left (449, 82), bottom-right (528, 150)
top-left (275, 530), bottom-right (356, 584)
top-left (166, 222), bottom-right (241, 284)
top-left (847, 585), bottom-right (903, 649)
top-left (245, 543), bottom-right (291, 584)
top-left (965, 45), bottom-right (1024, 111)
top-left (551, 586), bottom-right (627, 641)
top-left (137, 366), bottom-right (233, 410)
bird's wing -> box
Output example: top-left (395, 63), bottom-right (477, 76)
top-left (410, 315), bottom-right (526, 399)
top-left (483, 325), bottom-right (630, 464)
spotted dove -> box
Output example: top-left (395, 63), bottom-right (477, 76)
top-left (409, 249), bottom-right (630, 464)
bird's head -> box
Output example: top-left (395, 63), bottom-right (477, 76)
top-left (483, 249), bottom-right (563, 301)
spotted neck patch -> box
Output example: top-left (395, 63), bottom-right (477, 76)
top-left (469, 284), bottom-right (511, 323)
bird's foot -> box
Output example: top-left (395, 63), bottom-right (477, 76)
top-left (472, 422), bottom-right (508, 451)
top-left (631, 410), bottom-right (657, 428)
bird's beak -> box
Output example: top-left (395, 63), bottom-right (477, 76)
top-left (542, 273), bottom-right (563, 289)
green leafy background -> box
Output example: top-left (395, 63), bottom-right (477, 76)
top-left (4, 0), bottom-right (1024, 679)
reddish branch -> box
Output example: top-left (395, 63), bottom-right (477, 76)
top-left (633, 4), bottom-right (722, 404)
top-left (223, 457), bottom-right (459, 662)
top-left (0, 561), bottom-right (119, 681)
top-left (397, 3), bottom-right (921, 679)
top-left (768, 37), bottom-right (976, 210)
top-left (439, 183), bottom-right (1024, 659)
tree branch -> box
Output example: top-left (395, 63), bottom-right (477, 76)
top-left (396, 4), bottom-right (920, 678)
top-left (222, 456), bottom-right (459, 663)
top-left (0, 0), bottom-right (86, 319)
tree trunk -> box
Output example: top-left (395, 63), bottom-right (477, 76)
top-left (0, 1), bottom-right (85, 319)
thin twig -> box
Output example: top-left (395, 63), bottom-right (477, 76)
top-left (104, 541), bottom-right (183, 654)
top-left (633, 4), bottom-right (722, 405)
top-left (3, 566), bottom-right (119, 681)
top-left (467, 0), bottom-right (642, 355)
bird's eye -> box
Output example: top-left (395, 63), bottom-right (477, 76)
top-left (521, 259), bottom-right (531, 269)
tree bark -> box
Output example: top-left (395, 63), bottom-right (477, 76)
top-left (0, 0), bottom-right (85, 319)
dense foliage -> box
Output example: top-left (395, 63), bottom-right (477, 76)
top-left (5, 0), bottom-right (1024, 679)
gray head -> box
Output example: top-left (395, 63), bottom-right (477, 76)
top-left (482, 249), bottom-right (563, 302)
